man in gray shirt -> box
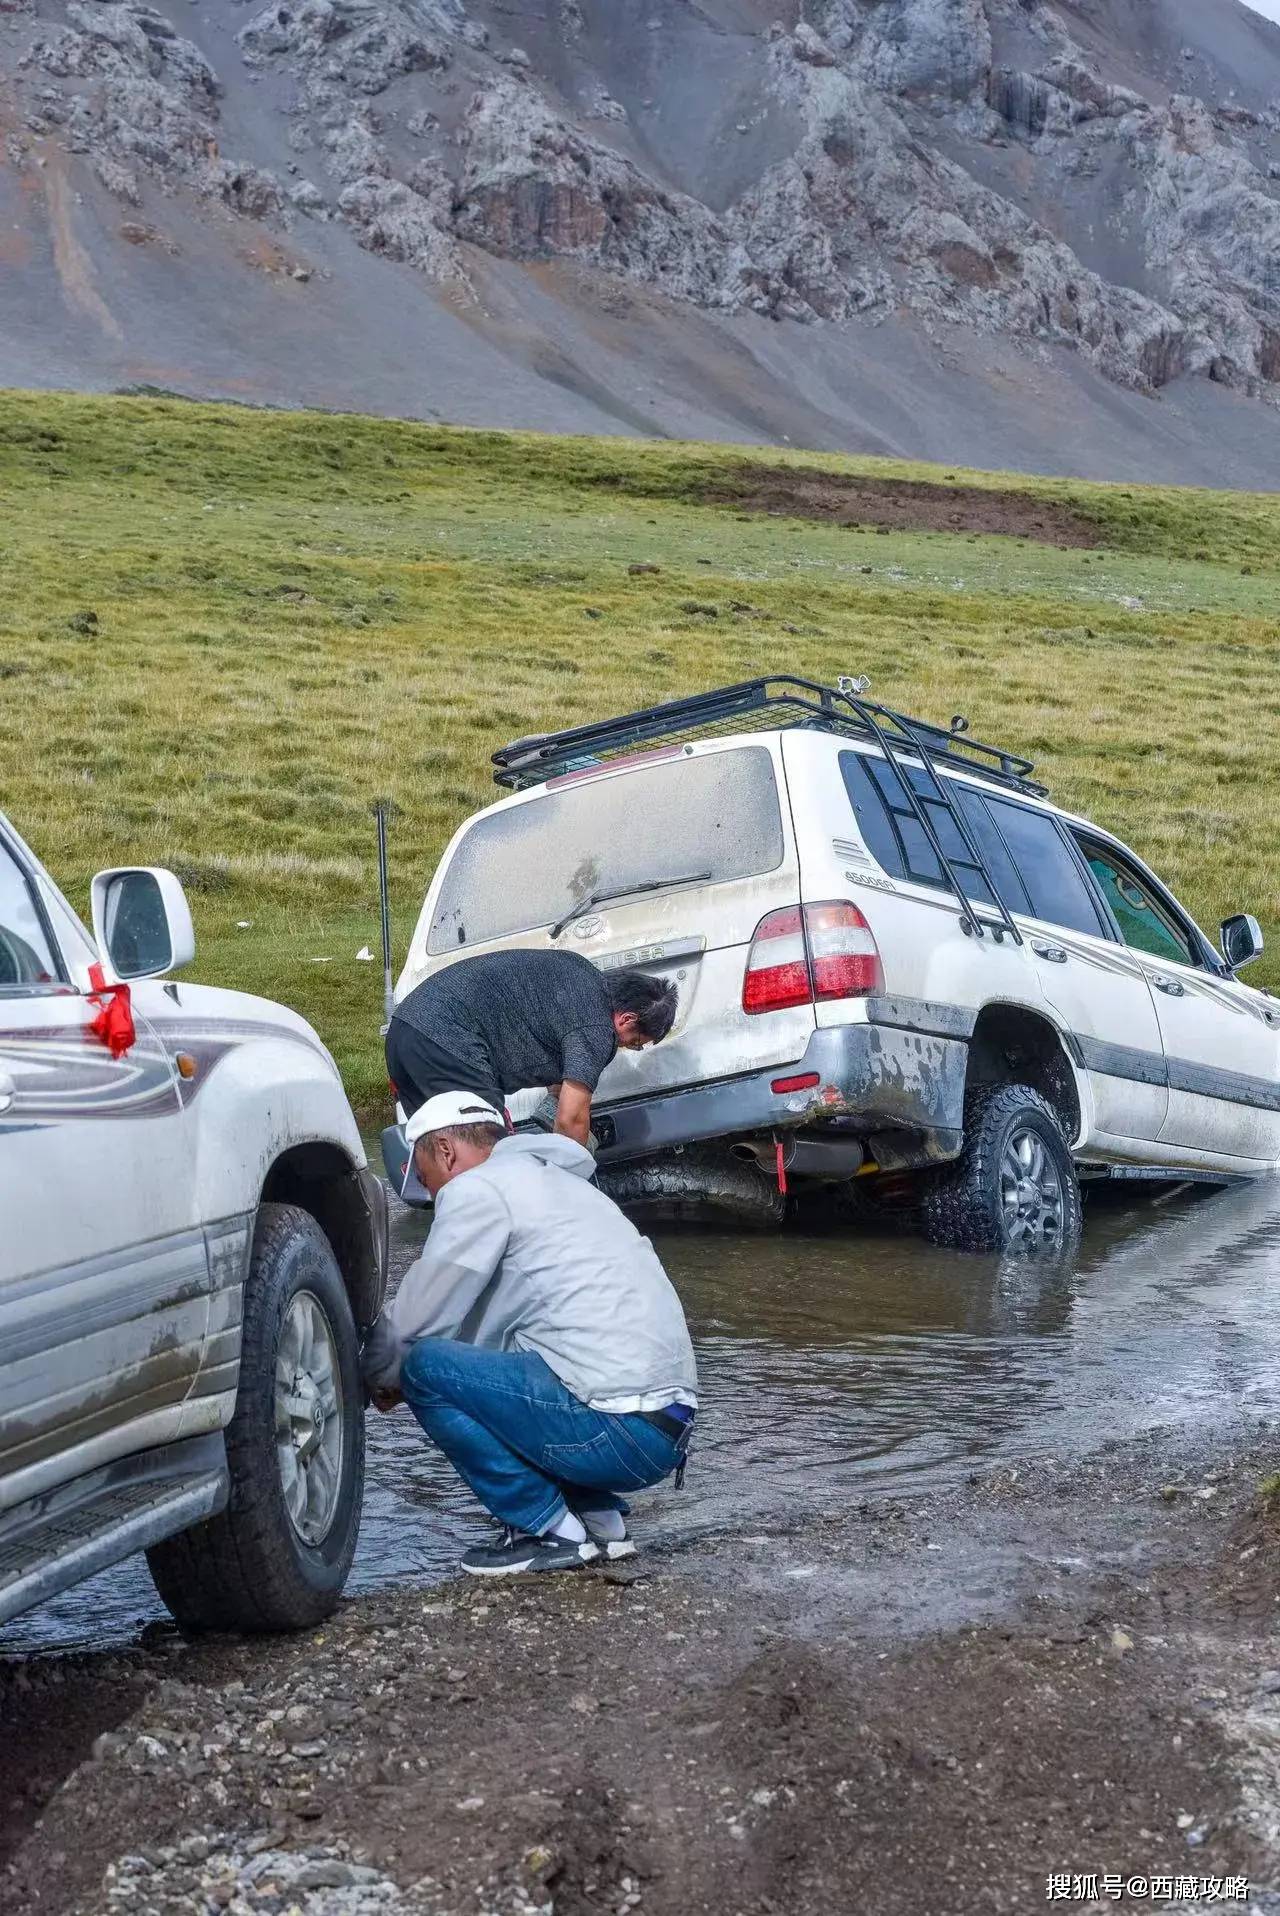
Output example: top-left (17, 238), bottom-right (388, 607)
top-left (363, 1090), bottom-right (698, 1576)
top-left (386, 949), bottom-right (678, 1146)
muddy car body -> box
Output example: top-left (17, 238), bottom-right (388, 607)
top-left (390, 677), bottom-right (1277, 1252)
top-left (0, 813), bottom-right (387, 1633)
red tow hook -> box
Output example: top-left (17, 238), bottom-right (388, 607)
top-left (775, 1136), bottom-right (788, 1197)
top-left (87, 961), bottom-right (136, 1059)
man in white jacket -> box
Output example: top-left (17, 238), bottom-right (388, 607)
top-left (362, 1091), bottom-right (698, 1576)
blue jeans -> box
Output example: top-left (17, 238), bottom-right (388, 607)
top-left (399, 1339), bottom-right (687, 1537)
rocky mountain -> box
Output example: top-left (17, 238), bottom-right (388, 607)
top-left (3, 0), bottom-right (1280, 481)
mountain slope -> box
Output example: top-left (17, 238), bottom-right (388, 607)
top-left (3, 0), bottom-right (1279, 480)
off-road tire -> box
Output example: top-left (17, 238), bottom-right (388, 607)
top-left (146, 1203), bottom-right (365, 1632)
top-left (598, 1146), bottom-right (786, 1231)
top-left (920, 1083), bottom-right (1082, 1255)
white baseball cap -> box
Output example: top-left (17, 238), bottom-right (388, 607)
top-left (404, 1091), bottom-right (506, 1146)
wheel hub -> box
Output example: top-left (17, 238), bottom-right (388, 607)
top-left (275, 1290), bottom-right (344, 1546)
top-left (999, 1126), bottom-right (1066, 1252)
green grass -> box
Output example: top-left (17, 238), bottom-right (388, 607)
top-left (2, 390), bottom-right (1278, 1115)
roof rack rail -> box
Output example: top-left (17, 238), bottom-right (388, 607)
top-left (492, 675), bottom-right (1041, 947)
top-left (492, 675), bottom-right (1045, 799)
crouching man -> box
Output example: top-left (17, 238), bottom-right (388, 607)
top-left (361, 1091), bottom-right (698, 1576)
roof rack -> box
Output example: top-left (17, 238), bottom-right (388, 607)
top-left (492, 675), bottom-right (1045, 799)
top-left (492, 675), bottom-right (1041, 946)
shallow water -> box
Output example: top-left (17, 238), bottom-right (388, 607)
top-left (6, 1175), bottom-right (1280, 1654)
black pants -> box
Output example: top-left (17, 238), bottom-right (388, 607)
top-left (385, 1015), bottom-right (503, 1119)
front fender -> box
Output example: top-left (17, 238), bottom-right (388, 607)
top-left (145, 992), bottom-right (368, 1223)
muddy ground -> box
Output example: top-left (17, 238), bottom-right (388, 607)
top-left (697, 467), bottom-right (1106, 547)
top-left (4, 1423), bottom-right (1279, 1916)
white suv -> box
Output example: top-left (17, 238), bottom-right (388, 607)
top-left (0, 814), bottom-right (387, 1633)
top-left (389, 677), bottom-right (1277, 1255)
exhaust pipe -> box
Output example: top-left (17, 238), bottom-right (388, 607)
top-left (731, 1135), bottom-right (865, 1180)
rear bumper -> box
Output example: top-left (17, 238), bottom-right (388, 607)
top-left (381, 1020), bottom-right (968, 1204)
top-left (597, 1021), bottom-right (966, 1172)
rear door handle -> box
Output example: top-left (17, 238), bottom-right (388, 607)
top-left (1151, 975), bottom-right (1185, 997)
top-left (1032, 941), bottom-right (1068, 964)
top-left (0, 1070), bottom-right (14, 1113)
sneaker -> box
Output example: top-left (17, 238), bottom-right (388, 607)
top-left (460, 1527), bottom-right (599, 1577)
top-left (581, 1516), bottom-right (637, 1562)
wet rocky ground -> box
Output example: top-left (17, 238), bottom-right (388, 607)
top-left (3, 1422), bottom-right (1279, 1916)
top-left (5, 1180), bottom-right (1280, 1913)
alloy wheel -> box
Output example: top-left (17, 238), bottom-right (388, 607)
top-left (999, 1126), bottom-right (1066, 1252)
top-left (275, 1289), bottom-right (345, 1546)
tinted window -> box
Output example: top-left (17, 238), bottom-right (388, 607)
top-left (984, 798), bottom-right (1107, 938)
top-left (954, 789), bottom-right (1032, 914)
top-left (0, 843), bottom-right (60, 991)
top-left (1076, 838), bottom-right (1195, 967)
top-left (840, 752), bottom-right (1030, 912)
top-left (428, 747), bottom-right (784, 953)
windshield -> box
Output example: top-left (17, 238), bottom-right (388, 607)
top-left (427, 747), bottom-right (784, 953)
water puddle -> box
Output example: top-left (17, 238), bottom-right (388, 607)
top-left (7, 1177), bottom-right (1280, 1654)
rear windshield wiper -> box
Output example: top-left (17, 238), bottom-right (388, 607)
top-left (551, 872), bottom-right (712, 941)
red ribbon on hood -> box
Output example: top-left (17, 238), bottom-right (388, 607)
top-left (87, 961), bottom-right (136, 1059)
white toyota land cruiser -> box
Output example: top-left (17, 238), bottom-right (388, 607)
top-left (0, 813), bottom-right (387, 1634)
top-left (388, 676), bottom-right (1277, 1256)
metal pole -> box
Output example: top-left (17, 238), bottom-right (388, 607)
top-left (375, 800), bottom-right (394, 1033)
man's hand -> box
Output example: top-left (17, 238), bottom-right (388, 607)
top-left (370, 1386), bottom-right (403, 1414)
top-left (553, 1079), bottom-right (593, 1147)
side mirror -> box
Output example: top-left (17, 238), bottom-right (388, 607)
top-left (1221, 912), bottom-right (1264, 973)
top-left (91, 868), bottom-right (195, 981)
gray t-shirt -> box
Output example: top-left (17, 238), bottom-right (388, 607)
top-left (396, 949), bottom-right (618, 1096)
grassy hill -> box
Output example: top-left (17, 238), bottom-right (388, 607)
top-left (2, 391), bottom-right (1277, 1116)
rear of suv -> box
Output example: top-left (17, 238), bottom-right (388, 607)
top-left (391, 677), bottom-right (1278, 1254)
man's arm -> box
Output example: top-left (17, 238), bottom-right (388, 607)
top-left (553, 1079), bottom-right (593, 1146)
top-left (554, 1025), bottom-right (616, 1146)
top-left (361, 1178), bottom-right (511, 1393)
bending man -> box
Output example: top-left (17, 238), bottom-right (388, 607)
top-left (362, 1091), bottom-right (698, 1576)
top-left (386, 949), bottom-right (677, 1148)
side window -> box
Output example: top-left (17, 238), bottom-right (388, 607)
top-left (0, 842), bottom-right (61, 991)
top-left (953, 788), bottom-right (1033, 915)
top-left (1074, 838), bottom-right (1196, 967)
top-left (983, 798), bottom-right (1108, 939)
top-left (840, 752), bottom-right (1009, 908)
top-left (840, 751), bottom-right (1041, 917)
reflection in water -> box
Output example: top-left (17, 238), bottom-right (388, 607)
top-left (298, 1176), bottom-right (1280, 1601)
top-left (7, 1177), bottom-right (1280, 1654)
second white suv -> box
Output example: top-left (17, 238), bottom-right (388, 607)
top-left (388, 677), bottom-right (1277, 1255)
top-left (0, 814), bottom-right (387, 1634)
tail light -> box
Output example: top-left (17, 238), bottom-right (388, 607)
top-left (742, 906), bottom-right (811, 1013)
top-left (806, 900), bottom-right (883, 1000)
top-left (742, 901), bottom-right (882, 1014)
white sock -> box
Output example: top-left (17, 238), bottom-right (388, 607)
top-left (579, 1508), bottom-right (626, 1542)
top-left (544, 1510), bottom-right (587, 1544)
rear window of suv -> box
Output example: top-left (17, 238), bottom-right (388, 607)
top-left (427, 746), bottom-right (785, 953)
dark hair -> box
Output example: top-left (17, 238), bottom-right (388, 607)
top-left (423, 1122), bottom-right (505, 1154)
top-left (607, 968), bottom-right (679, 1042)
